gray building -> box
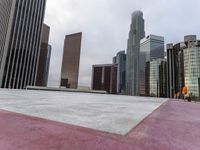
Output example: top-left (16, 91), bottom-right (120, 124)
top-left (0, 0), bottom-right (46, 89)
top-left (126, 11), bottom-right (145, 96)
top-left (113, 51), bottom-right (126, 94)
top-left (46, 45), bottom-right (52, 85)
top-left (183, 36), bottom-right (200, 98)
top-left (167, 35), bottom-right (200, 99)
top-left (36, 24), bottom-right (51, 87)
top-left (146, 59), bottom-right (167, 97)
top-left (139, 35), bottom-right (164, 95)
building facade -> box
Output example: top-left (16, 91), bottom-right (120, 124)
top-left (113, 51), bottom-right (126, 94)
top-left (36, 24), bottom-right (51, 87)
top-left (167, 35), bottom-right (200, 99)
top-left (167, 42), bottom-right (185, 98)
top-left (60, 32), bottom-right (82, 89)
top-left (46, 45), bottom-right (52, 86)
top-left (199, 78), bottom-right (200, 100)
top-left (140, 35), bottom-right (164, 95)
top-left (0, 0), bottom-right (46, 89)
top-left (126, 11), bottom-right (145, 96)
top-left (92, 64), bottom-right (117, 94)
top-left (146, 59), bottom-right (167, 97)
top-left (183, 36), bottom-right (200, 98)
top-left (159, 61), bottom-right (167, 97)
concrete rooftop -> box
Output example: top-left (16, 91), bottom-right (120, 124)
top-left (0, 89), bottom-right (167, 135)
top-left (0, 89), bottom-right (199, 150)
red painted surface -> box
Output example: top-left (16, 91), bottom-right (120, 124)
top-left (0, 100), bottom-right (199, 150)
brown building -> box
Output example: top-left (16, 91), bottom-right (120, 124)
top-left (36, 24), bottom-right (51, 87)
top-left (92, 64), bottom-right (117, 94)
top-left (60, 32), bottom-right (82, 89)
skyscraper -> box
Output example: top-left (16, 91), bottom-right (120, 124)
top-left (140, 35), bottom-right (164, 95)
top-left (60, 32), bottom-right (82, 89)
top-left (183, 36), bottom-right (200, 98)
top-left (167, 42), bottom-right (185, 98)
top-left (167, 35), bottom-right (200, 99)
top-left (146, 59), bottom-right (167, 97)
top-left (0, 0), bottom-right (46, 89)
top-left (46, 45), bottom-right (52, 86)
top-left (36, 24), bottom-right (51, 87)
top-left (113, 51), bottom-right (126, 94)
top-left (199, 78), bottom-right (200, 100)
top-left (159, 60), bottom-right (167, 97)
top-left (126, 11), bottom-right (145, 96)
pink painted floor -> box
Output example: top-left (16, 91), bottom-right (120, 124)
top-left (0, 100), bottom-right (199, 150)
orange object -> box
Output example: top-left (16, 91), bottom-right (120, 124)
top-left (182, 86), bottom-right (188, 94)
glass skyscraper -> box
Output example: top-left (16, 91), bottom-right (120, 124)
top-left (167, 35), bottom-right (200, 99)
top-left (140, 35), bottom-right (164, 95)
top-left (126, 11), bottom-right (145, 96)
top-left (113, 51), bottom-right (126, 94)
top-left (146, 59), bottom-right (167, 97)
top-left (36, 24), bottom-right (51, 87)
top-left (183, 36), bottom-right (200, 98)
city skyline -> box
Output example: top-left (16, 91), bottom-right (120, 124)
top-left (0, 1), bottom-right (200, 149)
top-left (44, 0), bottom-right (200, 87)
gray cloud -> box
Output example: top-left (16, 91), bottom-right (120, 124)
top-left (44, 0), bottom-right (200, 87)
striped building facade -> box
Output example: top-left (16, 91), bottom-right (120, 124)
top-left (0, 0), bottom-right (46, 89)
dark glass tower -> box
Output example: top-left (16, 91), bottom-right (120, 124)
top-left (0, 0), bottom-right (46, 89)
top-left (126, 11), bottom-right (145, 96)
top-left (113, 51), bottom-right (126, 94)
top-left (36, 24), bottom-right (51, 87)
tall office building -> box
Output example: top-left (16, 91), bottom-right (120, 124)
top-left (146, 59), bottom-right (167, 97)
top-left (36, 24), bottom-right (51, 87)
top-left (167, 41), bottom-right (187, 98)
top-left (167, 35), bottom-right (200, 99)
top-left (183, 36), bottom-right (200, 98)
top-left (92, 64), bottom-right (117, 94)
top-left (113, 51), bottom-right (126, 94)
top-left (60, 32), bottom-right (82, 89)
top-left (140, 35), bottom-right (164, 95)
top-left (126, 11), bottom-right (145, 96)
top-left (159, 61), bottom-right (167, 97)
top-left (0, 0), bottom-right (46, 89)
top-left (46, 45), bottom-right (52, 85)
top-left (199, 78), bottom-right (200, 100)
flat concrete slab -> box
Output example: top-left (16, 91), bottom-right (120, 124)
top-left (0, 100), bottom-right (199, 150)
top-left (0, 89), bottom-right (167, 135)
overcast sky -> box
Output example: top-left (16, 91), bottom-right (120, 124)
top-left (44, 0), bottom-right (200, 87)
